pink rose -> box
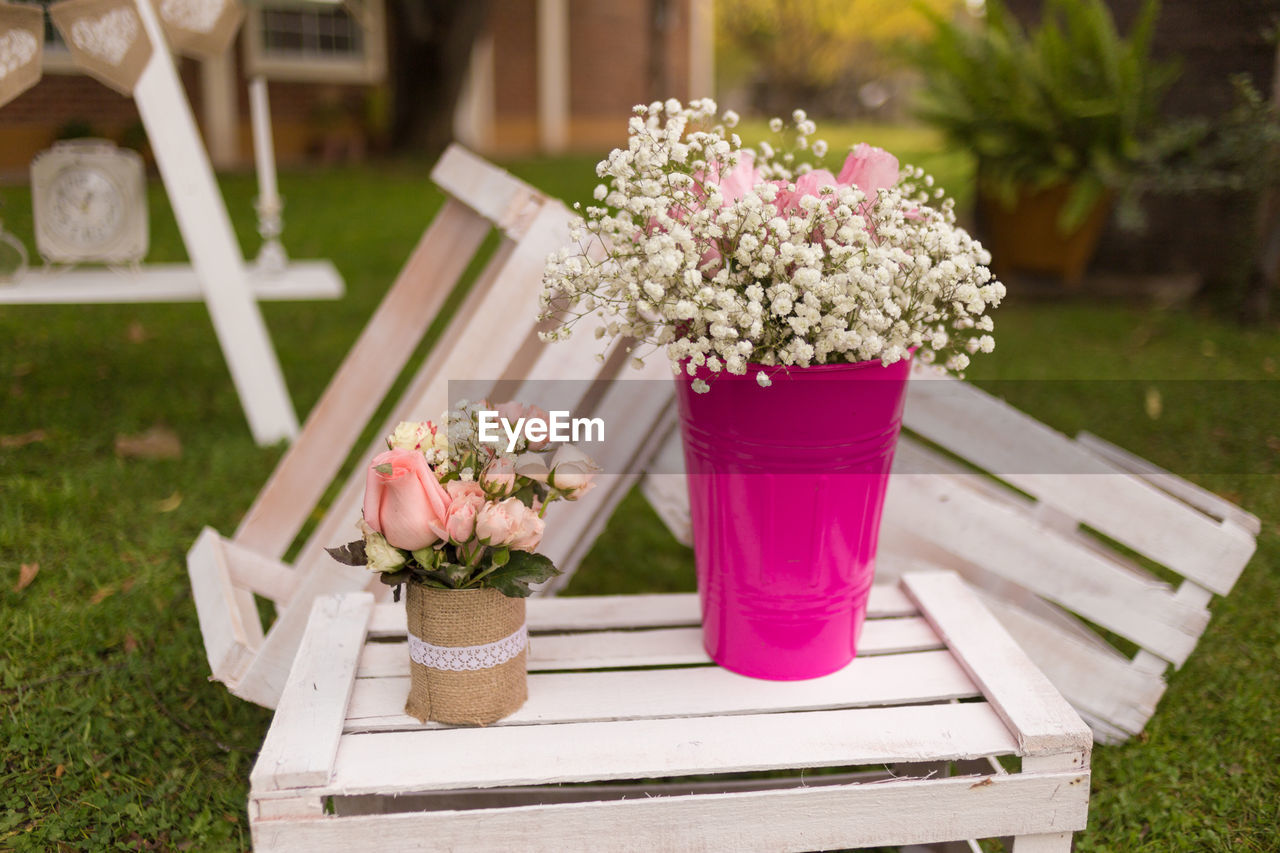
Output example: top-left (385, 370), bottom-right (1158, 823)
top-left (715, 149), bottom-right (761, 206)
top-left (509, 502), bottom-right (546, 552)
top-left (773, 169), bottom-right (837, 216)
top-left (475, 497), bottom-right (524, 546)
top-left (480, 457), bottom-right (517, 497)
top-left (437, 480), bottom-right (485, 544)
top-left (546, 444), bottom-right (598, 498)
top-left (363, 449), bottom-right (449, 551)
top-left (836, 143), bottom-right (900, 201)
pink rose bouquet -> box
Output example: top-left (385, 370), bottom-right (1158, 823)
top-left (328, 400), bottom-right (598, 598)
top-left (540, 99), bottom-right (1005, 391)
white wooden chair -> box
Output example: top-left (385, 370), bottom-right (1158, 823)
top-left (187, 145), bottom-right (674, 708)
top-left (190, 145), bottom-right (1259, 747)
top-left (642, 370), bottom-right (1259, 743)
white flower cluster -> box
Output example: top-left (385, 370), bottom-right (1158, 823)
top-left (539, 99), bottom-right (1005, 390)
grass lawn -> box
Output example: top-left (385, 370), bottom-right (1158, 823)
top-left (1, 128), bottom-right (1278, 850)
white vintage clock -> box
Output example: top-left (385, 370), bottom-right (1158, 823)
top-left (31, 139), bottom-right (148, 264)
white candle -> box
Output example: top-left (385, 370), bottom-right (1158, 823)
top-left (249, 76), bottom-right (279, 212)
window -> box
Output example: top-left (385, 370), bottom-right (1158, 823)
top-left (244, 0), bottom-right (385, 84)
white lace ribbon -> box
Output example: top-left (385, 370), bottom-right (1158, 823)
top-left (408, 624), bottom-right (528, 672)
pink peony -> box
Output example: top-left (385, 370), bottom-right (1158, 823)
top-left (436, 480), bottom-right (485, 544)
top-left (362, 449), bottom-right (450, 551)
top-left (475, 497), bottom-right (525, 546)
top-left (509, 502), bottom-right (546, 552)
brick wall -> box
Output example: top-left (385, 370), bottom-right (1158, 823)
top-left (488, 0), bottom-right (695, 154)
top-left (0, 59), bottom-right (203, 172)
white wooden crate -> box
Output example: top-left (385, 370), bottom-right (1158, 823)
top-left (249, 571), bottom-right (1091, 852)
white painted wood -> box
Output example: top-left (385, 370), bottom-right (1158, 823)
top-left (1075, 430), bottom-right (1262, 535)
top-left (235, 198), bottom-right (492, 557)
top-left (186, 527), bottom-right (263, 684)
top-left (430, 146), bottom-right (545, 238)
top-left (250, 770), bottom-right (1088, 853)
top-left (355, 616), bottom-right (942, 677)
top-left (132, 0), bottom-right (298, 445)
top-left (362, 585), bottom-right (914, 639)
top-left (0, 261), bottom-right (343, 304)
top-left (322, 770), bottom-right (902, 813)
top-left (249, 577), bottom-right (1091, 851)
top-left (327, 703), bottom-right (1016, 795)
top-left (886, 473), bottom-right (1210, 665)
top-left (344, 649), bottom-right (977, 731)
top-left (975, 590), bottom-right (1164, 737)
top-left (536, 359), bottom-right (677, 576)
top-left (251, 593), bottom-right (374, 791)
top-left (220, 537), bottom-right (300, 608)
top-left (639, 425), bottom-right (692, 545)
top-left (535, 0), bottom-right (569, 154)
top-left (230, 561), bottom-right (374, 708)
top-left (902, 572), bottom-right (1092, 756)
top-left (1012, 832), bottom-right (1074, 852)
top-left (292, 201), bottom-right (574, 578)
top-left (252, 796), bottom-right (325, 820)
top-left (902, 372), bottom-right (1255, 595)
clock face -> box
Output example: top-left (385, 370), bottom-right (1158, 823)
top-left (46, 167), bottom-right (127, 249)
top-left (30, 140), bottom-right (148, 264)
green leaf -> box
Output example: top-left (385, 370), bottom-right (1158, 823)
top-left (325, 540), bottom-right (367, 567)
top-left (1058, 176), bottom-right (1105, 232)
top-left (480, 550), bottom-right (562, 598)
top-left (373, 463), bottom-right (393, 475)
top-left (378, 568), bottom-right (412, 587)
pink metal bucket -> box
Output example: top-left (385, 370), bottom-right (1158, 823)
top-left (675, 357), bottom-right (912, 680)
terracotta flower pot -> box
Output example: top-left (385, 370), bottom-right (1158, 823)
top-left (978, 182), bottom-right (1111, 287)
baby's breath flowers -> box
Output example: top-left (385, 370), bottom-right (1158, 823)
top-left (539, 98), bottom-right (1005, 390)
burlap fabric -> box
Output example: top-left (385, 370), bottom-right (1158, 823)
top-left (404, 584), bottom-right (527, 725)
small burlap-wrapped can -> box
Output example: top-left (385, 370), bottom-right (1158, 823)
top-left (404, 584), bottom-right (528, 725)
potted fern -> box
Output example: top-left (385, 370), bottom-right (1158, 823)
top-left (911, 0), bottom-right (1178, 284)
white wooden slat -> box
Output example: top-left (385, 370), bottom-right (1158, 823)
top-left (0, 262), bottom-right (343, 304)
top-left (1075, 431), bottom-right (1262, 536)
top-left (886, 473), bottom-right (1210, 665)
top-left (326, 702), bottom-right (1015, 795)
top-left (250, 770), bottom-right (1088, 853)
top-left (293, 202), bottom-right (573, 578)
top-left (431, 145), bottom-right (547, 238)
top-left (320, 770), bottom-right (901, 812)
top-left (879, 529), bottom-right (1133, 660)
top-left (230, 561), bottom-right (374, 709)
top-left (132, 0), bottom-right (297, 446)
top-left (537, 361), bottom-right (677, 574)
top-left (344, 649), bottom-right (977, 731)
top-left (251, 593), bottom-right (374, 792)
top-left (235, 198), bottom-right (493, 558)
top-left (221, 538), bottom-right (301, 607)
top-left (356, 616), bottom-right (942, 677)
top-left (975, 591), bottom-right (1164, 738)
top-left (903, 571), bottom-right (1092, 756)
top-left (363, 585), bottom-right (917, 638)
top-left (902, 372), bottom-right (1255, 595)
top-left (1012, 832), bottom-right (1074, 852)
top-left (185, 527), bottom-right (263, 684)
